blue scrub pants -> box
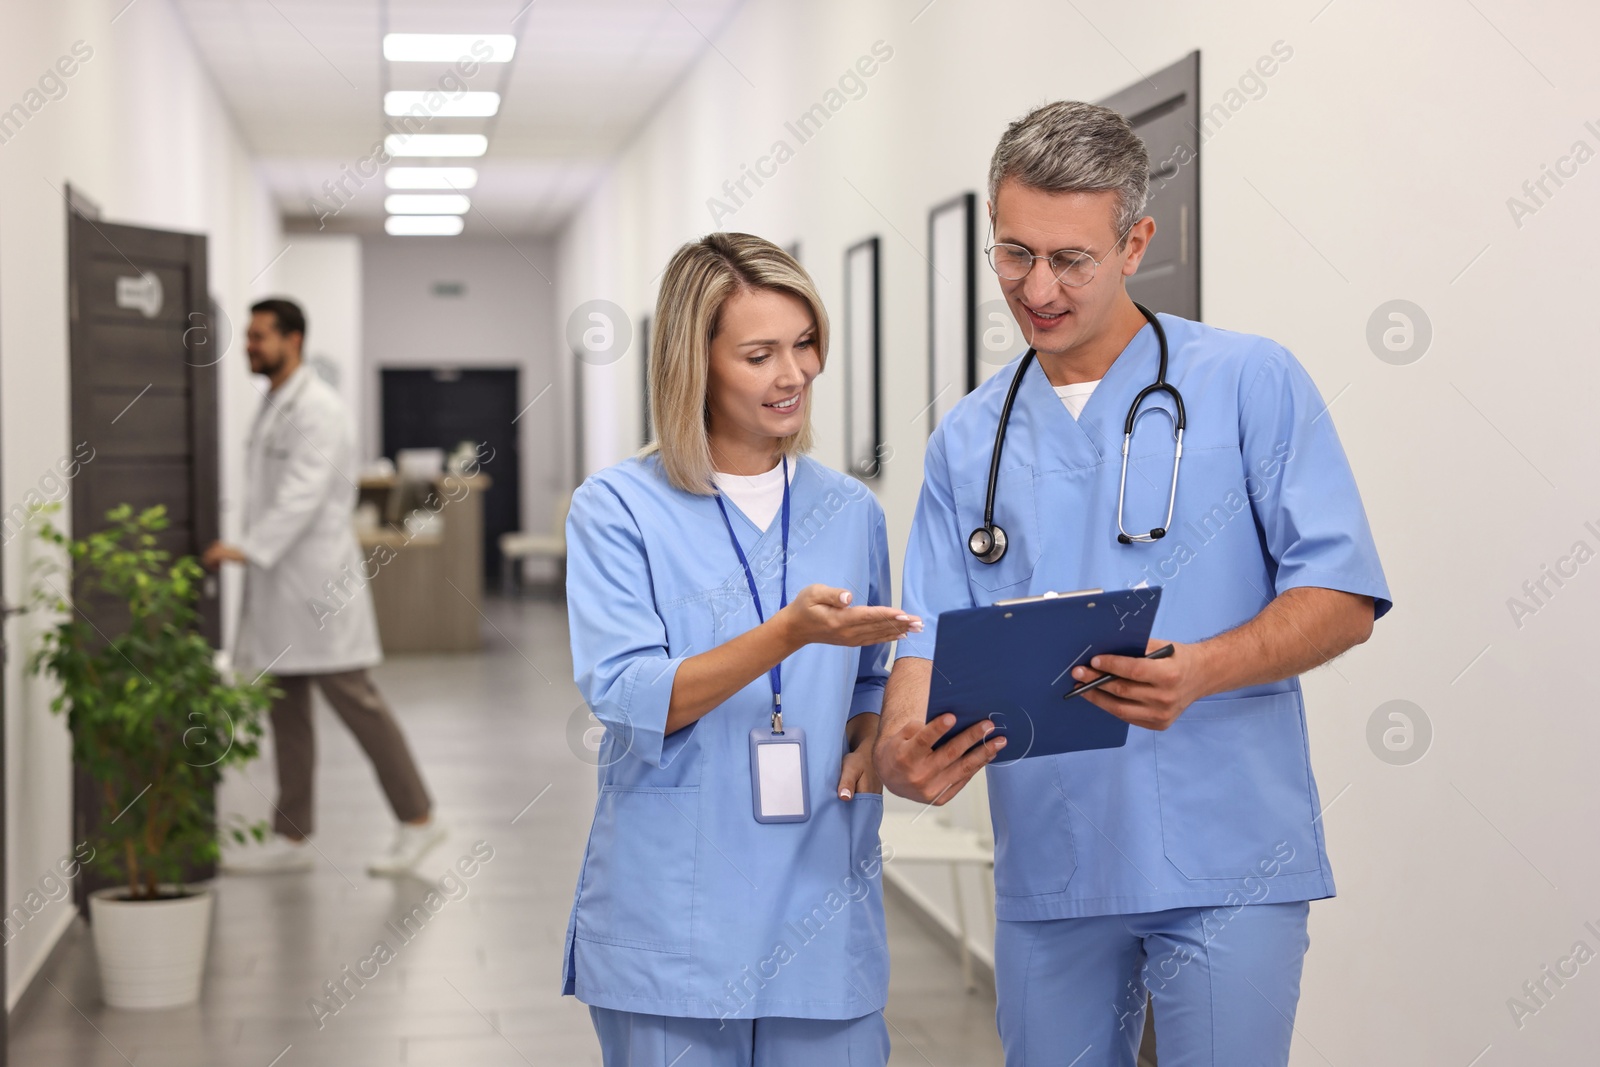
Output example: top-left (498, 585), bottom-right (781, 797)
top-left (995, 900), bottom-right (1310, 1067)
top-left (589, 1007), bottom-right (891, 1067)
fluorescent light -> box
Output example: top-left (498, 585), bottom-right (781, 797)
top-left (385, 194), bottom-right (470, 215)
top-left (383, 34), bottom-right (515, 63)
top-left (384, 91), bottom-right (500, 118)
top-left (386, 167), bottom-right (478, 190)
top-left (385, 134), bottom-right (487, 158)
top-left (385, 215), bottom-right (464, 236)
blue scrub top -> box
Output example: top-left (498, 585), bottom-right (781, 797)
top-left (898, 313), bottom-right (1392, 922)
top-left (561, 453), bottom-right (891, 1020)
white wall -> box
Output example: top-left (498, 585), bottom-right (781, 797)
top-left (361, 235), bottom-right (564, 565)
top-left (556, 0), bottom-right (1600, 1060)
top-left (0, 0), bottom-right (280, 1006)
top-left (266, 234), bottom-right (364, 424)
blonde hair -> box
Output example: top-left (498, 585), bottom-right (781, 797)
top-left (642, 233), bottom-right (829, 494)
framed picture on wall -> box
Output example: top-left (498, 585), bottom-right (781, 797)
top-left (843, 236), bottom-right (881, 480)
top-left (638, 313), bottom-right (652, 447)
top-left (572, 346), bottom-right (586, 484)
top-left (927, 192), bottom-right (975, 435)
top-left (1098, 51), bottom-right (1201, 321)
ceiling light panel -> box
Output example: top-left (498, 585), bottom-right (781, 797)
top-left (385, 215), bottom-right (465, 236)
top-left (384, 134), bottom-right (488, 157)
top-left (383, 34), bottom-right (516, 63)
top-left (384, 91), bottom-right (500, 117)
top-left (385, 167), bottom-right (478, 190)
top-left (385, 194), bottom-right (471, 215)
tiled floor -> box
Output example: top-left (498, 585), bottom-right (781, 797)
top-left (7, 595), bottom-right (1003, 1066)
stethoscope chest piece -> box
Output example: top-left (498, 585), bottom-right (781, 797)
top-left (968, 524), bottom-right (1008, 563)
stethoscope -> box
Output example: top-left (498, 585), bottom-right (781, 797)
top-left (967, 302), bottom-right (1185, 564)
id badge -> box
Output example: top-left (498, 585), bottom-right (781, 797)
top-left (749, 726), bottom-right (810, 823)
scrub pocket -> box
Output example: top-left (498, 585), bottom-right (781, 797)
top-left (987, 760), bottom-right (1077, 898)
top-left (663, 589), bottom-right (729, 660)
top-left (952, 465), bottom-right (1040, 595)
top-left (575, 785), bottom-right (699, 954)
top-left (847, 791), bottom-right (885, 874)
top-left (1153, 693), bottom-right (1320, 882)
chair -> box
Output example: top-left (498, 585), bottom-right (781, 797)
top-left (877, 786), bottom-right (995, 991)
top-left (499, 492), bottom-right (571, 595)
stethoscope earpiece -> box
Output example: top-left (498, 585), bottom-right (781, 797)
top-left (968, 525), bottom-right (1008, 564)
top-left (1117, 527), bottom-right (1168, 546)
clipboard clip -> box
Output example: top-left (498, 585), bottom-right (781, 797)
top-left (993, 588), bottom-right (1103, 607)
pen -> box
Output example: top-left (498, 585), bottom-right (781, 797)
top-left (1063, 644), bottom-right (1176, 700)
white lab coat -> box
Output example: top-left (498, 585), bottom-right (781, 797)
top-left (235, 364), bottom-right (382, 676)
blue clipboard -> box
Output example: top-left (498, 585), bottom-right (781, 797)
top-left (927, 586), bottom-right (1163, 763)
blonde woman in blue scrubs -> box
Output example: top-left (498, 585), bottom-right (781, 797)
top-left (561, 234), bottom-right (969, 1066)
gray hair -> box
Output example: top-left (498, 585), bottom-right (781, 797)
top-left (987, 101), bottom-right (1150, 245)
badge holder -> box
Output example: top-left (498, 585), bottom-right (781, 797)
top-left (749, 709), bottom-right (809, 824)
top-left (717, 458), bottom-right (810, 824)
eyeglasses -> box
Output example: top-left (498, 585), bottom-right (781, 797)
top-left (984, 218), bottom-right (1136, 287)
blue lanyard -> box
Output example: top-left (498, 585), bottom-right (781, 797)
top-left (713, 456), bottom-right (790, 725)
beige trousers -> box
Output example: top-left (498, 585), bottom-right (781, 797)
top-left (268, 669), bottom-right (432, 837)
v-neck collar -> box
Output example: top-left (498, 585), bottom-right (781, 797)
top-left (715, 455), bottom-right (806, 551)
top-left (1017, 316), bottom-right (1162, 470)
top-left (714, 458), bottom-right (795, 536)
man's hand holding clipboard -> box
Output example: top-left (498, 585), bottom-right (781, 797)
top-left (1065, 640), bottom-right (1211, 732)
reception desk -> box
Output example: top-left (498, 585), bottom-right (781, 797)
top-left (356, 472), bottom-right (489, 654)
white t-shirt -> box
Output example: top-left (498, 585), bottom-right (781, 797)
top-left (1054, 380), bottom-right (1101, 420)
top-left (712, 458), bottom-right (795, 531)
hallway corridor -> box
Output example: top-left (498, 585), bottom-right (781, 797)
top-left (7, 597), bottom-right (1003, 1066)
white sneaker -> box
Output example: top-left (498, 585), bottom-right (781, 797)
top-left (367, 819), bottom-right (448, 876)
top-left (220, 834), bottom-right (316, 874)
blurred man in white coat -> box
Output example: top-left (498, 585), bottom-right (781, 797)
top-left (205, 298), bottom-right (444, 876)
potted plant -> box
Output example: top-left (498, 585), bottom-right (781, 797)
top-left (27, 503), bottom-right (275, 1009)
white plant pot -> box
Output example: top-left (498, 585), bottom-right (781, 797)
top-left (88, 884), bottom-right (213, 1009)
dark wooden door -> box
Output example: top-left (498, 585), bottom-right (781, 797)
top-left (380, 367), bottom-right (520, 582)
top-left (66, 205), bottom-right (220, 911)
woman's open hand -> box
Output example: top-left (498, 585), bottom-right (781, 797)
top-left (777, 584), bottom-right (922, 649)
